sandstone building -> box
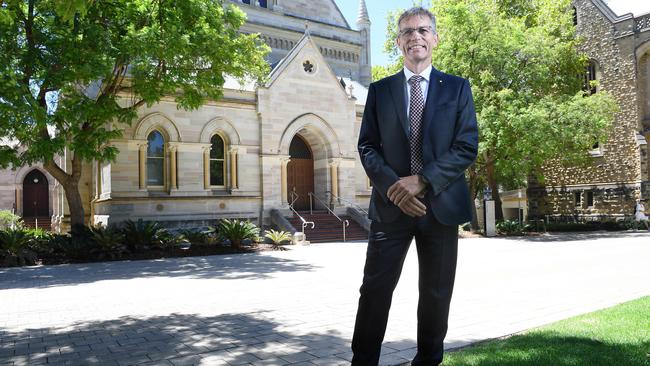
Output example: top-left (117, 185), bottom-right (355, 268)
top-left (0, 0), bottom-right (373, 233)
top-left (528, 0), bottom-right (650, 221)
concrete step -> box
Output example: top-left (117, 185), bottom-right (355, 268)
top-left (287, 213), bottom-right (368, 243)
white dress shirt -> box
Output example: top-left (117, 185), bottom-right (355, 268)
top-left (403, 64), bottom-right (432, 120)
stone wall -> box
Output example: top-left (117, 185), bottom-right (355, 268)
top-left (528, 184), bottom-right (639, 218)
top-left (529, 0), bottom-right (648, 218)
top-left (276, 0), bottom-right (348, 28)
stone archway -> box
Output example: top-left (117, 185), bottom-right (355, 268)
top-left (279, 114), bottom-right (341, 209)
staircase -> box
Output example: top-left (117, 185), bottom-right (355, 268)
top-left (288, 210), bottom-right (368, 243)
top-left (22, 217), bottom-right (52, 231)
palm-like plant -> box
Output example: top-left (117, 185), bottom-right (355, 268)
top-left (216, 219), bottom-right (259, 250)
top-left (264, 229), bottom-right (293, 250)
top-left (179, 229), bottom-right (209, 246)
top-left (0, 229), bottom-right (37, 266)
top-left (89, 226), bottom-right (128, 260)
top-left (121, 219), bottom-right (165, 252)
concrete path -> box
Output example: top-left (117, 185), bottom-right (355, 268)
top-left (1, 231), bottom-right (649, 366)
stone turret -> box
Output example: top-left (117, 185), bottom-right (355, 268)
top-left (357, 0), bottom-right (372, 86)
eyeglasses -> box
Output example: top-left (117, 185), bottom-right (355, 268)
top-left (398, 26), bottom-right (434, 38)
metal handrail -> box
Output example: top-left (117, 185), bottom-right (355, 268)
top-left (326, 190), bottom-right (368, 216)
top-left (289, 191), bottom-right (314, 234)
top-left (308, 192), bottom-right (350, 242)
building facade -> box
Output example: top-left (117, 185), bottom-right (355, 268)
top-left (0, 0), bottom-right (373, 231)
top-left (528, 0), bottom-right (650, 220)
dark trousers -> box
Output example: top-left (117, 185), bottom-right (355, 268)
top-left (351, 213), bottom-right (458, 366)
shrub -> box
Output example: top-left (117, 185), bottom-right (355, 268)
top-left (89, 226), bottom-right (128, 260)
top-left (0, 210), bottom-right (22, 230)
top-left (45, 232), bottom-right (94, 262)
top-left (496, 220), bottom-right (531, 236)
top-left (264, 229), bottom-right (293, 250)
top-left (156, 229), bottom-right (185, 249)
top-left (179, 229), bottom-right (210, 246)
top-left (216, 219), bottom-right (259, 250)
top-left (0, 228), bottom-right (37, 266)
top-left (121, 219), bottom-right (165, 252)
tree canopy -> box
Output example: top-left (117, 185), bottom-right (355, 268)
top-left (376, 0), bottom-right (618, 223)
top-left (0, 0), bottom-right (270, 227)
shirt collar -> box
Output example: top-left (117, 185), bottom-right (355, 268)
top-left (403, 64), bottom-right (432, 83)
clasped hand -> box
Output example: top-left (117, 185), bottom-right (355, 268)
top-left (387, 175), bottom-right (427, 217)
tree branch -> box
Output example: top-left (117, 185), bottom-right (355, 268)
top-left (43, 158), bottom-right (70, 185)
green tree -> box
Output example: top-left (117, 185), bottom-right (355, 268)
top-left (380, 0), bottom-right (617, 226)
top-left (0, 0), bottom-right (269, 228)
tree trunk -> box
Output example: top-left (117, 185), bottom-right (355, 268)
top-left (62, 181), bottom-right (85, 228)
top-left (486, 157), bottom-right (504, 221)
top-left (43, 155), bottom-right (85, 230)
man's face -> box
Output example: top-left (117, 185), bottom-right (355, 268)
top-left (396, 15), bottom-right (438, 66)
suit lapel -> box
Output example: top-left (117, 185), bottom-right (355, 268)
top-left (388, 72), bottom-right (410, 138)
top-left (422, 67), bottom-right (442, 136)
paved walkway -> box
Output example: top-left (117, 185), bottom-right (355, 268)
top-left (1, 231), bottom-right (649, 366)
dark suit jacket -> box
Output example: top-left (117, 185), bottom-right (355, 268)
top-left (358, 67), bottom-right (478, 226)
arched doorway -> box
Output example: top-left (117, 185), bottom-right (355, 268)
top-left (287, 135), bottom-right (314, 211)
top-left (22, 170), bottom-right (49, 219)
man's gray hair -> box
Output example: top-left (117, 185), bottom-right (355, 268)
top-left (397, 7), bottom-right (437, 34)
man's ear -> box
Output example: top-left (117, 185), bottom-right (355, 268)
top-left (432, 33), bottom-right (440, 48)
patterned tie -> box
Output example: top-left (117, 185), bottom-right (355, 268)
top-left (409, 75), bottom-right (425, 175)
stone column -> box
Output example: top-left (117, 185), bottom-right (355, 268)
top-left (229, 147), bottom-right (239, 190)
top-left (169, 144), bottom-right (178, 190)
top-left (329, 159), bottom-right (341, 201)
top-left (203, 146), bottom-right (210, 189)
top-left (138, 143), bottom-right (147, 189)
top-left (280, 157), bottom-right (291, 205)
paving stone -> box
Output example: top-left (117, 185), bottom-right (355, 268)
top-left (0, 235), bottom-right (648, 366)
top-left (279, 352), bottom-right (316, 364)
top-left (168, 355), bottom-right (202, 366)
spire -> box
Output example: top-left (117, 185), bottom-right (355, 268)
top-left (357, 0), bottom-right (370, 27)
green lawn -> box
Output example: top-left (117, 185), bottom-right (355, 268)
top-left (443, 296), bottom-right (650, 366)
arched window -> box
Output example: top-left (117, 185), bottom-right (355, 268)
top-left (583, 60), bottom-right (598, 94)
top-left (573, 7), bottom-right (578, 26)
top-left (147, 131), bottom-right (165, 186)
top-left (210, 134), bottom-right (226, 187)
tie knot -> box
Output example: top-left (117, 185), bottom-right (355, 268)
top-left (409, 75), bottom-right (424, 85)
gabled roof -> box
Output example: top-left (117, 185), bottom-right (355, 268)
top-left (265, 29), bottom-right (345, 96)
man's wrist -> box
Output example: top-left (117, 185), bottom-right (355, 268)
top-left (418, 174), bottom-right (429, 187)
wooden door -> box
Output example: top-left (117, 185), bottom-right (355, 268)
top-left (287, 136), bottom-right (314, 211)
top-left (23, 170), bottom-right (49, 217)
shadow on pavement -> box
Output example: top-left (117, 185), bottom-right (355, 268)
top-left (0, 312), bottom-right (354, 366)
top-left (499, 231), bottom-right (650, 243)
top-left (0, 253), bottom-right (316, 290)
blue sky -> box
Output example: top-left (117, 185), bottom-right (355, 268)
top-left (336, 0), bottom-right (650, 67)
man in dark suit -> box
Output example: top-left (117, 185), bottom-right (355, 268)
top-left (352, 7), bottom-right (478, 366)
